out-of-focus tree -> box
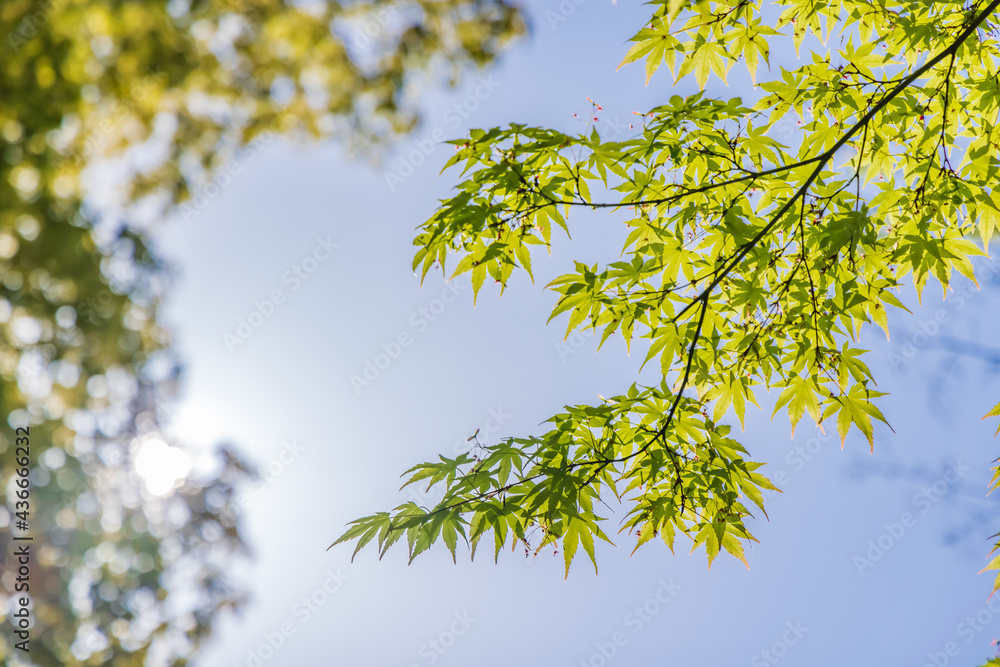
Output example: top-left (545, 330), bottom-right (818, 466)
top-left (0, 0), bottom-right (524, 664)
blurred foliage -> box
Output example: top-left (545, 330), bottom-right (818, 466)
top-left (0, 0), bottom-right (523, 664)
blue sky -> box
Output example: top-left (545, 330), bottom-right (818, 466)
top-left (151, 2), bottom-right (1000, 665)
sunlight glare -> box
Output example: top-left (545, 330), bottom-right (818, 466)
top-left (133, 437), bottom-right (191, 496)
